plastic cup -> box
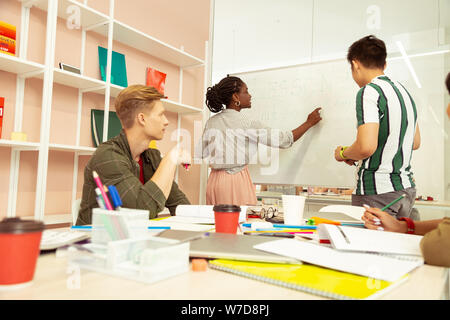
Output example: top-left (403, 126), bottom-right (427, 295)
top-left (282, 195), bottom-right (306, 225)
top-left (0, 218), bottom-right (44, 287)
top-left (213, 205), bottom-right (241, 234)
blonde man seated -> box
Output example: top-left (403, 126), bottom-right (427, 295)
top-left (77, 85), bottom-right (191, 225)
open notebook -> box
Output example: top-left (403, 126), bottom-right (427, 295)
top-left (254, 239), bottom-right (423, 282)
top-left (318, 224), bottom-right (423, 256)
top-left (209, 259), bottom-right (409, 300)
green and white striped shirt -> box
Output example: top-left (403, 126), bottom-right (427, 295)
top-left (355, 75), bottom-right (417, 196)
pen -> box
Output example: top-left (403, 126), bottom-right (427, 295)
top-left (241, 223), bottom-right (316, 230)
top-left (108, 185), bottom-right (122, 210)
top-left (273, 224), bottom-right (316, 230)
top-left (95, 188), bottom-right (106, 209)
top-left (71, 226), bottom-right (171, 230)
top-left (337, 226), bottom-right (350, 244)
top-left (381, 194), bottom-right (406, 211)
top-left (92, 171), bottom-right (113, 210)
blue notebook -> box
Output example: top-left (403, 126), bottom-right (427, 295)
top-left (98, 46), bottom-right (128, 87)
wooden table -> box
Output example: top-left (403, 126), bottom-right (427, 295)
top-left (0, 252), bottom-right (447, 300)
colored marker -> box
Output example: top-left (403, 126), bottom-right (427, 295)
top-left (273, 224), bottom-right (317, 230)
top-left (108, 185), bottom-right (122, 210)
top-left (182, 163), bottom-right (190, 170)
top-left (95, 188), bottom-right (106, 209)
top-left (241, 223), bottom-right (316, 230)
top-left (92, 171), bottom-right (113, 210)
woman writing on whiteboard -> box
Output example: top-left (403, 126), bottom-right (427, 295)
top-left (197, 75), bottom-right (322, 206)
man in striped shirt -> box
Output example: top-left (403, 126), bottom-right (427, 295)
top-left (334, 35), bottom-right (421, 219)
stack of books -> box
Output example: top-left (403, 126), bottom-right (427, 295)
top-left (0, 21), bottom-right (16, 56)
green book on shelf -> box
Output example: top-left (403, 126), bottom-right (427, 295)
top-left (209, 259), bottom-right (409, 300)
top-left (91, 109), bottom-right (122, 147)
top-left (98, 46), bottom-right (128, 88)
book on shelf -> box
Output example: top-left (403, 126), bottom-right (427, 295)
top-left (209, 259), bottom-right (410, 300)
top-left (91, 109), bottom-right (122, 147)
top-left (0, 21), bottom-right (16, 40)
top-left (0, 35), bottom-right (15, 56)
top-left (146, 67), bottom-right (167, 96)
top-left (0, 97), bottom-right (4, 139)
top-left (98, 46), bottom-right (128, 88)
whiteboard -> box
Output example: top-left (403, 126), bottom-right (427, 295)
top-left (234, 53), bottom-right (448, 197)
top-left (236, 59), bottom-right (359, 188)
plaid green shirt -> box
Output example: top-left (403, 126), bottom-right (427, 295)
top-left (76, 130), bottom-right (190, 225)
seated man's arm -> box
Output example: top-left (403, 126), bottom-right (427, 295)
top-left (93, 148), bottom-right (168, 219)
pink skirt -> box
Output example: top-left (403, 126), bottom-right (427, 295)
top-left (206, 166), bottom-right (257, 206)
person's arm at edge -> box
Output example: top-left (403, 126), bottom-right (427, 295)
top-left (339, 123), bottom-right (379, 161)
top-left (362, 207), bottom-right (443, 235)
top-left (413, 124), bottom-right (420, 150)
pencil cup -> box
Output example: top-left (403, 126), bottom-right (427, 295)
top-left (282, 195), bottom-right (306, 225)
top-left (0, 218), bottom-right (44, 287)
top-left (213, 205), bottom-right (241, 234)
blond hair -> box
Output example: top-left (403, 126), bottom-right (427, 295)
top-left (114, 85), bottom-right (165, 129)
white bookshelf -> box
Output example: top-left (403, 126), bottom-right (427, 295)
top-left (48, 143), bottom-right (96, 154)
top-left (2, 0), bottom-right (207, 224)
top-left (0, 139), bottom-right (40, 151)
top-left (94, 19), bottom-right (205, 68)
top-left (0, 54), bottom-right (45, 75)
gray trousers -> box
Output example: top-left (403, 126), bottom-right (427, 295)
top-left (351, 187), bottom-right (420, 220)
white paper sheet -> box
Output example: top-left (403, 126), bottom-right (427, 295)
top-left (254, 239), bottom-right (423, 282)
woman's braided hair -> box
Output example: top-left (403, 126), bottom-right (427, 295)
top-left (205, 75), bottom-right (244, 113)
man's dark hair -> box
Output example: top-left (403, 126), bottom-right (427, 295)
top-left (446, 72), bottom-right (450, 94)
top-left (347, 35), bottom-right (387, 69)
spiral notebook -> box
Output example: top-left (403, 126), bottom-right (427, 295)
top-left (209, 259), bottom-right (409, 300)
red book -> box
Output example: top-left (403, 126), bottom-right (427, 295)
top-left (0, 21), bottom-right (16, 40)
top-left (146, 67), bottom-right (167, 96)
top-left (0, 97), bottom-right (4, 139)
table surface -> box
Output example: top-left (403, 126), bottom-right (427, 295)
top-left (0, 251), bottom-right (447, 300)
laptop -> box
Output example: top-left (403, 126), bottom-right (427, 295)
top-left (187, 232), bottom-right (302, 264)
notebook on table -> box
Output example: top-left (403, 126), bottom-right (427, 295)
top-left (188, 233), bottom-right (301, 264)
top-left (317, 224), bottom-right (423, 256)
top-left (209, 259), bottom-right (410, 300)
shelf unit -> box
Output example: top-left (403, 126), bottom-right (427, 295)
top-left (1, 0), bottom-right (207, 223)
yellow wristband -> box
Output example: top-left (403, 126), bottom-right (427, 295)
top-left (340, 146), bottom-right (348, 160)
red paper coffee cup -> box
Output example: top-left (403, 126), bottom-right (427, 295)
top-left (0, 218), bottom-right (44, 286)
top-left (213, 204), bottom-right (241, 234)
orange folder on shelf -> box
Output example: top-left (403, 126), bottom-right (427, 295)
top-left (0, 21), bottom-right (16, 40)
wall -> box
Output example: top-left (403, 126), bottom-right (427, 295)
top-left (0, 0), bottom-right (210, 219)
